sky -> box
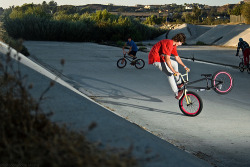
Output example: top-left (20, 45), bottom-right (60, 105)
top-left (0, 0), bottom-right (241, 9)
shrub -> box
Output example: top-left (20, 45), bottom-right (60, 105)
top-left (196, 41), bottom-right (207, 45)
top-left (0, 51), bottom-right (138, 167)
top-left (0, 28), bottom-right (30, 56)
top-left (138, 46), bottom-right (147, 52)
top-left (2, 6), bottom-right (165, 42)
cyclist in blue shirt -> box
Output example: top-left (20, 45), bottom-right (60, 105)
top-left (123, 36), bottom-right (138, 61)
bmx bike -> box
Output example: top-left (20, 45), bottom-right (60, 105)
top-left (117, 53), bottom-right (145, 69)
top-left (176, 70), bottom-right (234, 116)
top-left (238, 55), bottom-right (250, 73)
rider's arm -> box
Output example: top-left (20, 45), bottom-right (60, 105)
top-left (129, 46), bottom-right (132, 52)
top-left (175, 56), bottom-right (185, 68)
top-left (236, 43), bottom-right (240, 55)
top-left (175, 56), bottom-right (190, 71)
top-left (123, 43), bottom-right (127, 54)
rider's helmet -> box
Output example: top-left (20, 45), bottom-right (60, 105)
top-left (239, 38), bottom-right (243, 42)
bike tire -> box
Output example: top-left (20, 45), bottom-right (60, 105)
top-left (135, 59), bottom-right (145, 69)
top-left (239, 62), bottom-right (244, 72)
top-left (117, 58), bottom-right (127, 68)
top-left (247, 67), bottom-right (250, 74)
top-left (179, 91), bottom-right (203, 117)
top-left (212, 71), bottom-right (233, 95)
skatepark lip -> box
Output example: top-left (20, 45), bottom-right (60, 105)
top-left (166, 23), bottom-right (250, 47)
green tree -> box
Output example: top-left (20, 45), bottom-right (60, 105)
top-left (48, 0), bottom-right (57, 14)
top-left (230, 4), bottom-right (243, 15)
top-left (0, 7), bottom-right (4, 16)
top-left (57, 5), bottom-right (77, 14)
top-left (144, 15), bottom-right (165, 25)
top-left (182, 13), bottom-right (194, 23)
top-left (241, 3), bottom-right (250, 24)
top-left (192, 6), bottom-right (201, 23)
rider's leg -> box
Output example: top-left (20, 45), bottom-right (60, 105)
top-left (153, 61), bottom-right (179, 96)
top-left (243, 48), bottom-right (250, 67)
top-left (128, 51), bottom-right (137, 59)
top-left (171, 60), bottom-right (182, 84)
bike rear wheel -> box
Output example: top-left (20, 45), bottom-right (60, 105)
top-left (135, 59), bottom-right (145, 69)
top-left (247, 67), bottom-right (250, 74)
top-left (212, 71), bottom-right (233, 94)
top-left (179, 91), bottom-right (203, 116)
top-left (239, 62), bottom-right (244, 72)
top-left (117, 58), bottom-right (127, 68)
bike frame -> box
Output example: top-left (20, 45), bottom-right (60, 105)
top-left (179, 72), bottom-right (223, 105)
top-left (122, 53), bottom-right (136, 63)
top-left (239, 55), bottom-right (250, 67)
top-left (179, 71), bottom-right (222, 90)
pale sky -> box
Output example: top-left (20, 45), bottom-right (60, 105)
top-left (0, 0), bottom-right (241, 9)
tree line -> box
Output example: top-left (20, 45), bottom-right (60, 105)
top-left (1, 1), bottom-right (165, 42)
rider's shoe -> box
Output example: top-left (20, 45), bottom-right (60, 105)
top-left (175, 90), bottom-right (184, 100)
top-left (133, 56), bottom-right (137, 60)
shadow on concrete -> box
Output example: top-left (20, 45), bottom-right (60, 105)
top-left (69, 74), bottom-right (163, 103)
top-left (96, 99), bottom-right (183, 116)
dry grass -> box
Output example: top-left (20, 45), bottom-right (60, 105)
top-left (0, 50), bottom-right (138, 167)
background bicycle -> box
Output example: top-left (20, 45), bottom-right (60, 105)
top-left (117, 52), bottom-right (145, 69)
top-left (238, 55), bottom-right (250, 73)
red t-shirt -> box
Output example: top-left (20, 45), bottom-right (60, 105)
top-left (148, 39), bottom-right (178, 64)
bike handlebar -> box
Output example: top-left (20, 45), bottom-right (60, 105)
top-left (174, 71), bottom-right (189, 82)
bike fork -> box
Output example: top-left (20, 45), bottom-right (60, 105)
top-left (184, 89), bottom-right (191, 105)
top-left (121, 58), bottom-right (125, 64)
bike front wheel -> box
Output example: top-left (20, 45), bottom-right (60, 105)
top-left (135, 59), bottom-right (145, 69)
top-left (117, 58), bottom-right (127, 68)
top-left (179, 91), bottom-right (203, 116)
top-left (212, 71), bottom-right (233, 94)
top-left (239, 62), bottom-right (244, 72)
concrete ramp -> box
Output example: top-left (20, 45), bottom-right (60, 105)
top-left (167, 23), bottom-right (250, 47)
top-left (196, 24), bottom-right (250, 46)
top-left (167, 24), bottom-right (213, 44)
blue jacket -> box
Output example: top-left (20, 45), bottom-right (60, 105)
top-left (127, 40), bottom-right (138, 52)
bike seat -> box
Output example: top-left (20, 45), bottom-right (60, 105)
top-left (201, 74), bottom-right (212, 77)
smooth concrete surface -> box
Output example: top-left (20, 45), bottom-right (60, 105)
top-left (20, 41), bottom-right (250, 167)
top-left (0, 41), bottom-right (213, 167)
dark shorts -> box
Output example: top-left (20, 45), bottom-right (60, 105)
top-left (128, 51), bottom-right (137, 56)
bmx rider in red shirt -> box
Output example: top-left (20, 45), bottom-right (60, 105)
top-left (148, 33), bottom-right (190, 100)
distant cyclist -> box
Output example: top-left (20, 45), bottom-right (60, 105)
top-left (123, 36), bottom-right (138, 64)
top-left (236, 38), bottom-right (250, 68)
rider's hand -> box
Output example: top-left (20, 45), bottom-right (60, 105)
top-left (185, 66), bottom-right (190, 72)
top-left (173, 72), bottom-right (180, 77)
